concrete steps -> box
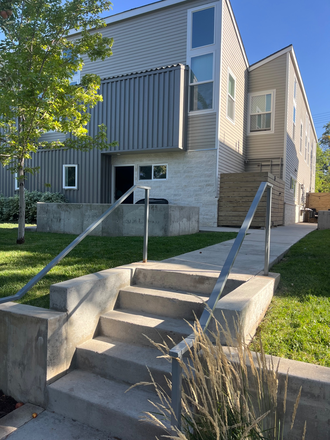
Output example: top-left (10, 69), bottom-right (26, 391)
top-left (47, 271), bottom-right (204, 439)
top-left (76, 336), bottom-right (171, 389)
top-left (47, 369), bottom-right (168, 440)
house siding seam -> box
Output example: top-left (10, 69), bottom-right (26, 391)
top-left (247, 53), bottom-right (287, 162)
top-left (217, 0), bottom-right (247, 194)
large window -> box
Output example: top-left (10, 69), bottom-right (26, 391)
top-left (188, 5), bottom-right (215, 113)
top-left (191, 7), bottom-right (214, 48)
top-left (63, 164), bottom-right (78, 189)
top-left (139, 164), bottom-right (167, 181)
top-left (299, 122), bottom-right (303, 154)
top-left (189, 53), bottom-right (213, 111)
top-left (227, 70), bottom-right (235, 122)
top-left (293, 77), bottom-right (297, 141)
top-left (248, 91), bottom-right (275, 134)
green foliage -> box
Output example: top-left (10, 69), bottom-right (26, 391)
top-left (0, 190), bottom-right (67, 223)
top-left (251, 229), bottom-right (330, 367)
top-left (315, 143), bottom-right (330, 192)
top-left (0, 227), bottom-right (236, 308)
top-left (0, 0), bottom-right (117, 241)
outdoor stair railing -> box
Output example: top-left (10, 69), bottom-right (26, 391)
top-left (0, 185), bottom-right (151, 305)
top-left (170, 181), bottom-right (273, 430)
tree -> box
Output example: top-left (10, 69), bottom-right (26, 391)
top-left (316, 122), bottom-right (330, 192)
top-left (0, 0), bottom-right (116, 243)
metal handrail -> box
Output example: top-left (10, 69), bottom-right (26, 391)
top-left (0, 184), bottom-right (151, 305)
top-left (169, 181), bottom-right (273, 429)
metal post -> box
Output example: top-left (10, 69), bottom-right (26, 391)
top-left (171, 358), bottom-right (182, 430)
top-left (264, 185), bottom-right (272, 275)
top-left (143, 188), bottom-right (149, 263)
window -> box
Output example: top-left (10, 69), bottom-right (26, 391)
top-left (307, 140), bottom-right (310, 165)
top-left (189, 53), bottom-right (214, 111)
top-left (293, 77), bottom-right (297, 141)
top-left (299, 122), bottom-right (303, 154)
top-left (290, 176), bottom-right (297, 200)
top-left (305, 115), bottom-right (308, 161)
top-left (248, 91), bottom-right (275, 134)
top-left (139, 164), bottom-right (167, 181)
top-left (63, 164), bottom-right (78, 189)
top-left (188, 5), bottom-right (216, 113)
top-left (191, 7), bottom-right (214, 49)
top-left (63, 49), bottom-right (80, 85)
top-left (14, 173), bottom-right (19, 191)
top-left (311, 143), bottom-right (315, 175)
top-left (227, 70), bottom-right (235, 122)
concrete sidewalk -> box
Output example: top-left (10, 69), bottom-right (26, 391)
top-left (2, 223), bottom-right (318, 440)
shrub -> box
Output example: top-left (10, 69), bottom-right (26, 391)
top-left (141, 320), bottom-right (306, 440)
top-left (0, 190), bottom-right (67, 224)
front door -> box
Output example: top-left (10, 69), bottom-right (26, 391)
top-left (114, 166), bottom-right (134, 204)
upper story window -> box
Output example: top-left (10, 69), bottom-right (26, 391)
top-left (248, 90), bottom-right (275, 134)
top-left (191, 7), bottom-right (215, 49)
top-left (227, 70), bottom-right (236, 122)
top-left (188, 5), bottom-right (216, 114)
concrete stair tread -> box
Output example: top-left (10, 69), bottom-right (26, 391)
top-left (101, 308), bottom-right (193, 333)
top-left (77, 335), bottom-right (171, 374)
top-left (48, 370), bottom-right (167, 439)
top-left (119, 285), bottom-right (209, 303)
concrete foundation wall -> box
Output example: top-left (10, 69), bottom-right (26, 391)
top-left (37, 203), bottom-right (199, 237)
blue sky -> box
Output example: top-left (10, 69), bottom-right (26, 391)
top-left (102, 0), bottom-right (329, 139)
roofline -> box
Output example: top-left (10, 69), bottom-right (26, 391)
top-left (249, 44), bottom-right (292, 71)
top-left (68, 0), bottom-right (188, 36)
top-left (249, 45), bottom-right (317, 141)
top-left (224, 0), bottom-right (249, 67)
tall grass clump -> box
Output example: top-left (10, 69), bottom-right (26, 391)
top-left (143, 319), bottom-right (305, 440)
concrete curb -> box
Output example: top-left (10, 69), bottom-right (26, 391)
top-left (0, 404), bottom-right (44, 439)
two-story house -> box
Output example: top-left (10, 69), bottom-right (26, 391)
top-left (0, 0), bottom-right (317, 227)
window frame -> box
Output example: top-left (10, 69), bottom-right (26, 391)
top-left (226, 68), bottom-right (236, 123)
top-left (290, 175), bottom-right (297, 201)
top-left (299, 121), bottom-right (303, 154)
top-left (292, 76), bottom-right (297, 142)
top-left (14, 172), bottom-right (19, 191)
top-left (63, 164), bottom-right (78, 189)
top-left (138, 164), bottom-right (168, 181)
top-left (187, 3), bottom-right (217, 115)
top-left (247, 90), bottom-right (276, 135)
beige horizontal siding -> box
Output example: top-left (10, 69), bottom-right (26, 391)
top-left (247, 53), bottom-right (287, 161)
top-left (187, 113), bottom-right (217, 150)
top-left (218, 0), bottom-right (248, 181)
top-left (80, 0), bottom-right (218, 79)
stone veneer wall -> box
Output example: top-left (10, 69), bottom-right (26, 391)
top-left (111, 150), bottom-right (218, 227)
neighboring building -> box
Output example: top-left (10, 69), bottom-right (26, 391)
top-left (0, 0), bottom-right (317, 227)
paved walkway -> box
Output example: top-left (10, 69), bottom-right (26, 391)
top-left (1, 222), bottom-right (317, 440)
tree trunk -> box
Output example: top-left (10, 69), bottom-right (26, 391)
top-left (17, 159), bottom-right (25, 244)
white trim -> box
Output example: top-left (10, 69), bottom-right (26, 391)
top-left (247, 89), bottom-right (276, 135)
top-left (138, 163), bottom-right (168, 181)
top-left (226, 67), bottom-right (236, 124)
top-left (249, 46), bottom-right (317, 140)
top-left (224, 0), bottom-right (249, 67)
top-left (63, 164), bottom-right (78, 189)
top-left (14, 173), bottom-right (19, 191)
top-left (283, 52), bottom-right (289, 186)
top-left (187, 2), bottom-right (219, 115)
top-left (249, 46), bottom-right (292, 72)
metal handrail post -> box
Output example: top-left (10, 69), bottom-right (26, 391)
top-left (264, 185), bottom-right (272, 275)
top-left (171, 358), bottom-right (182, 429)
top-left (143, 188), bottom-right (150, 263)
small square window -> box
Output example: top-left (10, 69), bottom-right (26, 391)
top-left (153, 165), bottom-right (167, 179)
top-left (248, 91), bottom-right (275, 134)
top-left (63, 164), bottom-right (78, 189)
top-left (139, 166), bottom-right (152, 180)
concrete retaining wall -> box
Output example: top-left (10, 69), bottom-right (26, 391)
top-left (0, 267), bottom-right (133, 406)
top-left (37, 203), bottom-right (199, 237)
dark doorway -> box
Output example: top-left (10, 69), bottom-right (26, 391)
top-left (115, 166), bottom-right (134, 204)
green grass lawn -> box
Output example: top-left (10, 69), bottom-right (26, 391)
top-left (0, 223), bottom-right (236, 309)
top-left (251, 229), bottom-right (330, 367)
